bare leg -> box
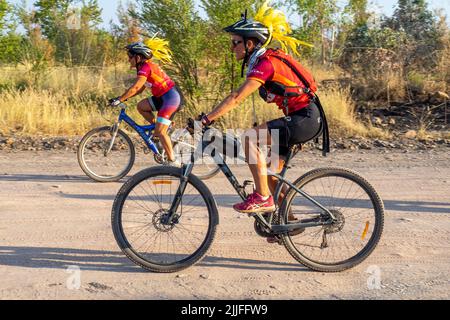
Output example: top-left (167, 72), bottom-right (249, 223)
top-left (268, 155), bottom-right (297, 221)
top-left (154, 123), bottom-right (174, 162)
top-left (243, 124), bottom-right (272, 197)
top-left (137, 99), bottom-right (155, 124)
top-left (267, 157), bottom-right (288, 206)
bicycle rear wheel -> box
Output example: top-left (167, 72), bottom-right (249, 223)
top-left (171, 128), bottom-right (220, 180)
top-left (279, 167), bottom-right (384, 272)
top-left (77, 126), bottom-right (135, 182)
top-left (112, 166), bottom-right (219, 273)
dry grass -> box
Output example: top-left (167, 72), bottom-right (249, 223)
top-left (182, 94), bottom-right (282, 130)
top-left (0, 88), bottom-right (104, 136)
top-left (0, 63), bottom-right (387, 139)
top-left (0, 63), bottom-right (132, 94)
top-left (307, 62), bottom-right (343, 83)
top-left (416, 128), bottom-right (433, 140)
top-left (386, 71), bottom-right (407, 102)
top-left (319, 86), bottom-right (390, 139)
top-left (0, 64), bottom-right (138, 136)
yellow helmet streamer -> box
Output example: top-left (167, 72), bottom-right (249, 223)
top-left (143, 35), bottom-right (173, 64)
top-left (253, 1), bottom-right (313, 55)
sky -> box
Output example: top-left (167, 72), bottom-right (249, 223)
top-left (97, 0), bottom-right (450, 26)
top-left (9, 0), bottom-right (450, 28)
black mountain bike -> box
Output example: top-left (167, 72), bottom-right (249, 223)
top-left (111, 122), bottom-right (384, 273)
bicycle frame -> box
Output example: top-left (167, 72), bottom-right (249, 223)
top-left (165, 129), bottom-right (336, 234)
top-left (114, 106), bottom-right (161, 155)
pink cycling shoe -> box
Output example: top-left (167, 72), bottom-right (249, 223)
top-left (233, 192), bottom-right (276, 214)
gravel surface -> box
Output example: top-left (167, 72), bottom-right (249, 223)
top-left (0, 149), bottom-right (449, 300)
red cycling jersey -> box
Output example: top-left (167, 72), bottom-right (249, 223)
top-left (247, 51), bottom-right (315, 115)
top-left (137, 60), bottom-right (175, 97)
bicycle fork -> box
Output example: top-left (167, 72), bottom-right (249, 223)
top-left (162, 141), bottom-right (208, 225)
top-left (162, 163), bottom-right (194, 225)
top-left (105, 121), bottom-right (121, 156)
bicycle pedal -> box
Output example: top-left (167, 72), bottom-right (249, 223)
top-left (266, 235), bottom-right (283, 245)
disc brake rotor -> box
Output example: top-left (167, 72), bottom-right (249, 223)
top-left (152, 209), bottom-right (176, 232)
top-left (324, 210), bottom-right (345, 234)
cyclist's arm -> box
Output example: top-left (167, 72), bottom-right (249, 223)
top-left (206, 79), bottom-right (262, 122)
top-left (136, 85), bottom-right (146, 95)
top-left (120, 76), bottom-right (147, 102)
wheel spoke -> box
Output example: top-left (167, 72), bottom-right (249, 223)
top-left (282, 169), bottom-right (383, 270)
top-left (113, 169), bottom-right (215, 270)
top-left (79, 128), bottom-right (133, 181)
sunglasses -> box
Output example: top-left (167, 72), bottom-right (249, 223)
top-left (231, 40), bottom-right (243, 48)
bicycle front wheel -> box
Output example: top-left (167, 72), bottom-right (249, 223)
top-left (279, 167), bottom-right (384, 272)
top-left (171, 128), bottom-right (220, 180)
top-left (77, 126), bottom-right (135, 182)
top-left (112, 166), bottom-right (219, 273)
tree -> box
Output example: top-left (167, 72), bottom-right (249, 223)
top-left (33, 0), bottom-right (102, 39)
top-left (0, 1), bottom-right (26, 65)
top-left (388, 0), bottom-right (436, 41)
top-left (200, 0), bottom-right (263, 94)
top-left (133, 0), bottom-right (207, 109)
top-left (33, 0), bottom-right (71, 41)
top-left (109, 2), bottom-right (141, 79)
top-left (8, 3), bottom-right (54, 71)
top-left (383, 0), bottom-right (443, 70)
top-left (345, 0), bottom-right (370, 28)
top-left (0, 0), bottom-right (9, 32)
top-left (33, 0), bottom-right (104, 65)
top-left (112, 1), bottom-right (141, 44)
top-left (285, 0), bottom-right (338, 63)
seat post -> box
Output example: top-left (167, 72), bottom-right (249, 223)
top-left (276, 145), bottom-right (299, 181)
top-left (270, 144), bottom-right (300, 205)
top-left (285, 145), bottom-right (300, 165)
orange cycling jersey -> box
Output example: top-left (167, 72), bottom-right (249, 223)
top-left (247, 49), bottom-right (317, 115)
top-left (137, 60), bottom-right (175, 97)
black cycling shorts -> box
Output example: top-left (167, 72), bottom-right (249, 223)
top-left (267, 103), bottom-right (322, 157)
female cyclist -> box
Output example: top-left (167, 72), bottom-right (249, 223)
top-left (109, 37), bottom-right (181, 163)
top-left (198, 2), bottom-right (329, 215)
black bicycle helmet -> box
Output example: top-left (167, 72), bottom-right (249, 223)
top-left (223, 18), bottom-right (271, 46)
top-left (223, 11), bottom-right (273, 77)
top-left (125, 42), bottom-right (152, 59)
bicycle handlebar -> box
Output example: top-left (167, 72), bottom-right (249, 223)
top-left (186, 118), bottom-right (213, 135)
top-left (108, 97), bottom-right (128, 109)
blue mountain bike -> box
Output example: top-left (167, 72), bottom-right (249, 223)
top-left (77, 102), bottom-right (219, 182)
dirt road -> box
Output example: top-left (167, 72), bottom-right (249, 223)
top-left (0, 149), bottom-right (449, 300)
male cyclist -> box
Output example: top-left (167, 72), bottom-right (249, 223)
top-left (109, 38), bottom-right (181, 163)
top-left (198, 2), bottom-right (329, 214)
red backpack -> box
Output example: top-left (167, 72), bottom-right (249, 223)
top-left (263, 48), bottom-right (318, 94)
top-left (260, 49), bottom-right (330, 156)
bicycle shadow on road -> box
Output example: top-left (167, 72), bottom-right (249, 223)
top-left (0, 246), bottom-right (142, 273)
top-left (55, 192), bottom-right (450, 214)
top-left (0, 246), bottom-right (308, 273)
top-left (213, 195), bottom-right (450, 214)
top-left (0, 174), bottom-right (92, 183)
top-left (199, 256), bottom-right (309, 272)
